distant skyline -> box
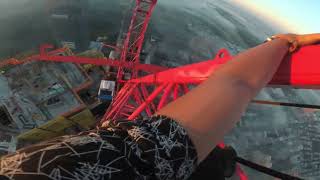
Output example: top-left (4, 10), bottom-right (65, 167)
top-left (232, 0), bottom-right (320, 34)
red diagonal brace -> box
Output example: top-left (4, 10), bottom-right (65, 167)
top-left (128, 83), bottom-right (166, 120)
top-left (157, 83), bottom-right (174, 110)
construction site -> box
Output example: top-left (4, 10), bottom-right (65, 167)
top-left (0, 47), bottom-right (104, 154)
top-left (0, 0), bottom-right (119, 155)
top-left (0, 0), bottom-right (320, 179)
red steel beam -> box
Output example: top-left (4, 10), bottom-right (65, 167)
top-left (236, 165), bottom-right (248, 180)
top-left (128, 46), bottom-right (320, 87)
top-left (103, 45), bottom-right (319, 180)
top-left (270, 45), bottom-right (320, 87)
top-left (173, 84), bottom-right (180, 100)
top-left (37, 54), bottom-right (167, 73)
top-left (125, 104), bottom-right (136, 110)
top-left (121, 112), bottom-right (131, 117)
top-left (128, 83), bottom-right (166, 120)
top-left (118, 0), bottom-right (158, 80)
top-left (141, 84), bottom-right (157, 112)
top-left (0, 47), bottom-right (66, 68)
top-left (182, 84), bottom-right (189, 94)
top-left (104, 83), bottom-right (137, 120)
top-left (0, 58), bottom-right (22, 68)
top-left (133, 87), bottom-right (152, 116)
top-left (157, 83), bottom-right (174, 110)
top-left (104, 45), bottom-right (320, 123)
top-left (137, 85), bottom-right (153, 116)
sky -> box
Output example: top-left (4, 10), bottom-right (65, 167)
top-left (232, 0), bottom-right (320, 34)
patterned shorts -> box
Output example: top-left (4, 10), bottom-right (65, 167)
top-left (0, 116), bottom-right (198, 180)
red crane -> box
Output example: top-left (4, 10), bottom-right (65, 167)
top-left (2, 0), bottom-right (320, 179)
top-left (117, 0), bottom-right (158, 81)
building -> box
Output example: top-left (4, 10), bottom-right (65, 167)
top-left (48, 0), bottom-right (90, 51)
top-left (0, 50), bottom-right (97, 156)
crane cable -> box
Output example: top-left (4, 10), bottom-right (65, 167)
top-left (236, 156), bottom-right (303, 180)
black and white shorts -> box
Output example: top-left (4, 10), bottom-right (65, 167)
top-left (0, 116), bottom-right (198, 180)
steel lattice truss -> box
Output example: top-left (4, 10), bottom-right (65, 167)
top-left (117, 0), bottom-right (158, 80)
top-left (1, 0), bottom-right (320, 179)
